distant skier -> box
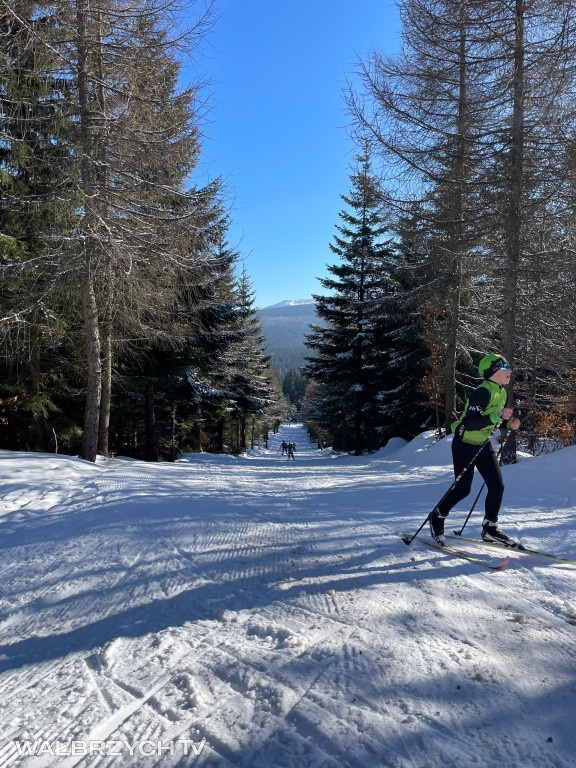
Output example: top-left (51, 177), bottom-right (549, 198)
top-left (280, 440), bottom-right (288, 455)
top-left (428, 353), bottom-right (521, 546)
top-left (287, 442), bottom-right (296, 460)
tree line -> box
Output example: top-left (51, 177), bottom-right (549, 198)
top-left (302, 0), bottom-right (576, 456)
top-left (0, 0), bottom-right (287, 460)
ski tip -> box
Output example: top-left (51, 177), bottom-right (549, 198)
top-left (496, 558), bottom-right (510, 570)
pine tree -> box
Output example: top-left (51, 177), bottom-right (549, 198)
top-left (180, 222), bottom-right (249, 453)
top-left (0, 0), bottom-right (78, 449)
top-left (282, 369), bottom-right (306, 411)
top-left (303, 154), bottom-right (397, 455)
top-left (265, 371), bottom-right (290, 439)
top-left (226, 269), bottom-right (273, 450)
top-left (381, 238), bottom-right (431, 438)
top-left (300, 379), bottom-right (329, 449)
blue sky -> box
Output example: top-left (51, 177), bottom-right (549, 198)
top-left (194, 0), bottom-right (401, 308)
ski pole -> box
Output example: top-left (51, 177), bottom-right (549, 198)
top-left (452, 426), bottom-right (516, 537)
top-left (402, 422), bottom-right (502, 546)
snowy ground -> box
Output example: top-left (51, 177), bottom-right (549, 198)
top-left (1, 424), bottom-right (575, 768)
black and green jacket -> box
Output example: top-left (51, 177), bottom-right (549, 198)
top-left (451, 380), bottom-right (508, 445)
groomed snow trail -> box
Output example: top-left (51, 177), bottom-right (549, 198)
top-left (1, 426), bottom-right (576, 768)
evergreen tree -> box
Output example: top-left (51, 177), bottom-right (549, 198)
top-left (226, 269), bottom-right (273, 450)
top-left (111, 213), bottom-right (244, 458)
top-left (0, 0), bottom-right (284, 461)
top-left (349, 0), bottom-right (493, 430)
top-left (181, 223), bottom-right (250, 453)
top-left (0, 0), bottom-right (79, 450)
top-left (282, 369), bottom-right (306, 411)
top-left (265, 370), bottom-right (290, 436)
top-left (381, 237), bottom-right (431, 438)
top-left (300, 379), bottom-right (329, 449)
top-left (351, 0), bottom-right (576, 445)
top-left (72, 0), bottom-right (217, 460)
top-left (303, 154), bottom-right (397, 455)
top-left (94, 11), bottom-right (215, 456)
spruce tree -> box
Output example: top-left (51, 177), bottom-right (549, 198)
top-left (383, 237), bottom-right (432, 437)
top-left (181, 223), bottom-right (249, 453)
top-left (303, 154), bottom-right (397, 455)
top-left (226, 269), bottom-right (273, 450)
top-left (0, 0), bottom-right (78, 449)
top-left (282, 369), bottom-right (306, 411)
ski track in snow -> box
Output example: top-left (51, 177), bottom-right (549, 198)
top-left (0, 425), bottom-right (575, 768)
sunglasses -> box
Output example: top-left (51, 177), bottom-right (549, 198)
top-left (499, 362), bottom-right (510, 370)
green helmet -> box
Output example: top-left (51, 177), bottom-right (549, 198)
top-left (479, 353), bottom-right (510, 380)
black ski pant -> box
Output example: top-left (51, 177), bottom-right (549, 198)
top-left (436, 432), bottom-right (504, 522)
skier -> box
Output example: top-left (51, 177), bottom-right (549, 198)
top-left (280, 440), bottom-right (288, 455)
top-left (429, 353), bottom-right (521, 546)
top-left (287, 442), bottom-right (296, 460)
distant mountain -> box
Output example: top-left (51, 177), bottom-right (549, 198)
top-left (265, 299), bottom-right (315, 310)
top-left (258, 299), bottom-right (318, 377)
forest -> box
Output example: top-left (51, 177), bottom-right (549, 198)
top-left (301, 0), bottom-right (576, 457)
top-left (1, 0), bottom-right (575, 461)
top-left (0, 0), bottom-right (290, 460)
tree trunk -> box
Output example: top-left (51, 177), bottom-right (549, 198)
top-left (193, 404), bottom-right (202, 452)
top-left (217, 417), bottom-right (225, 453)
top-left (354, 242), bottom-right (366, 456)
top-left (95, 10), bottom-right (110, 458)
top-left (77, 0), bottom-right (102, 462)
top-left (444, 0), bottom-right (468, 433)
top-left (29, 326), bottom-right (41, 394)
top-left (29, 325), bottom-right (43, 449)
top-left (500, 1), bottom-right (525, 465)
top-left (144, 383), bottom-right (159, 461)
top-left (171, 405), bottom-right (177, 458)
top-left (354, 397), bottom-right (362, 456)
top-left (98, 323), bottom-right (112, 455)
top-left (502, 0), bottom-right (524, 384)
top-left (435, 404), bottom-right (443, 440)
top-left (80, 275), bottom-right (102, 462)
top-left (116, 414), bottom-right (125, 455)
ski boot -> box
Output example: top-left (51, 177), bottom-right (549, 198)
top-left (429, 510), bottom-right (448, 546)
top-left (482, 518), bottom-right (517, 547)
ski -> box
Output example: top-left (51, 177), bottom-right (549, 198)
top-left (447, 534), bottom-right (576, 567)
top-left (399, 532), bottom-right (509, 571)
